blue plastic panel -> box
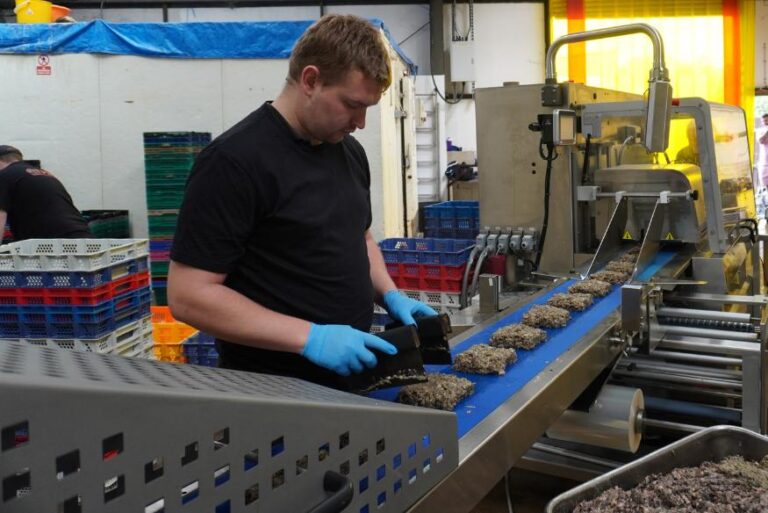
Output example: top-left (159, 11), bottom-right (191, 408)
top-left (0, 19), bottom-right (417, 73)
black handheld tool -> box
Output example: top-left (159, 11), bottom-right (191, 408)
top-left (345, 324), bottom-right (427, 394)
top-left (386, 314), bottom-right (453, 365)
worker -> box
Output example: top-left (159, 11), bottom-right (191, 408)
top-left (758, 114), bottom-right (768, 189)
top-left (0, 145), bottom-right (91, 243)
top-left (168, 14), bottom-right (437, 389)
top-left (675, 120), bottom-right (699, 165)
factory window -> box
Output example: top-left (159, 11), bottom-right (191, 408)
top-left (423, 458), bottom-right (432, 473)
top-left (245, 483), bottom-right (259, 505)
top-left (339, 431), bottom-right (350, 450)
top-left (393, 479), bottom-right (403, 495)
top-left (2, 468), bottom-right (30, 502)
top-left (548, 1), bottom-right (754, 112)
top-left (144, 457), bottom-right (164, 483)
top-left (436, 448), bottom-right (445, 463)
top-left (318, 443), bottom-right (330, 461)
top-left (103, 475), bottom-right (125, 502)
top-left (271, 436), bottom-right (284, 457)
top-left (408, 468), bottom-right (417, 485)
top-left (1, 421), bottom-right (29, 451)
top-left (377, 491), bottom-right (386, 508)
top-left (56, 450), bottom-right (80, 480)
top-left (181, 442), bottom-right (198, 466)
top-left (181, 481), bottom-right (199, 504)
top-left (102, 433), bottom-right (123, 461)
top-left (360, 505), bottom-right (370, 513)
top-left (375, 438), bottom-right (385, 454)
top-left (214, 428), bottom-right (229, 451)
top-left (359, 476), bottom-right (369, 493)
top-left (358, 448), bottom-right (369, 466)
top-left (58, 495), bottom-right (82, 513)
top-left (340, 460), bottom-right (350, 475)
top-left (393, 453), bottom-right (402, 469)
top-left (296, 455), bottom-right (308, 475)
top-left (215, 500), bottom-right (230, 513)
top-left (407, 443), bottom-right (417, 459)
top-left (376, 465), bottom-right (386, 481)
top-left (214, 465), bottom-right (230, 487)
top-left (421, 434), bottom-right (431, 448)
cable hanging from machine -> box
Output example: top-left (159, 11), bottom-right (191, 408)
top-left (535, 140), bottom-right (558, 271)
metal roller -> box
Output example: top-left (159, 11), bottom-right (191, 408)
top-left (659, 324), bottom-right (758, 341)
top-left (656, 307), bottom-right (751, 323)
top-left (657, 315), bottom-right (754, 333)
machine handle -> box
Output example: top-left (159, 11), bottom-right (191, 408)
top-left (304, 471), bottom-right (354, 513)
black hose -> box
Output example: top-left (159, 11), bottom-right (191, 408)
top-left (534, 143), bottom-right (557, 271)
top-left (581, 134), bottom-right (591, 185)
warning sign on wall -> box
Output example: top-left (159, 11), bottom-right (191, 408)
top-left (36, 55), bottom-right (51, 76)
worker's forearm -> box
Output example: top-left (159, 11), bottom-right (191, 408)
top-left (366, 234), bottom-right (397, 301)
top-left (169, 282), bottom-right (310, 354)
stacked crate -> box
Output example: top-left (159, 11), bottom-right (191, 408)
top-left (144, 132), bottom-right (211, 305)
top-left (0, 239), bottom-right (152, 357)
top-left (374, 237), bottom-right (475, 331)
top-left (151, 306), bottom-right (196, 363)
top-left (423, 200), bottom-right (480, 239)
top-left (151, 306), bottom-right (217, 366)
top-left (81, 210), bottom-right (130, 238)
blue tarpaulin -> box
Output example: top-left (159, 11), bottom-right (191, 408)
top-left (0, 19), bottom-right (417, 73)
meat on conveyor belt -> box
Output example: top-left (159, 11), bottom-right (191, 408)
top-left (590, 270), bottom-right (629, 284)
top-left (453, 344), bottom-right (517, 375)
top-left (522, 304), bottom-right (570, 328)
top-left (569, 279), bottom-right (612, 297)
top-left (489, 323), bottom-right (547, 350)
top-left (605, 260), bottom-right (635, 274)
top-left (547, 292), bottom-right (593, 312)
top-left (397, 373), bottom-right (475, 411)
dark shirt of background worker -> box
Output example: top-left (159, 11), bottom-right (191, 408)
top-left (675, 121), bottom-right (699, 165)
top-left (0, 145), bottom-right (91, 243)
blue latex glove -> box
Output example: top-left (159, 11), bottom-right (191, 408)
top-left (382, 290), bottom-right (438, 326)
top-left (302, 324), bottom-right (398, 376)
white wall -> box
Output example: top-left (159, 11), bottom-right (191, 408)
top-left (0, 52), bottom-right (411, 240)
top-left (439, 2), bottom-right (546, 152)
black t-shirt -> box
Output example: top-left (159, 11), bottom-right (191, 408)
top-left (171, 102), bottom-right (375, 388)
top-left (0, 161), bottom-right (91, 240)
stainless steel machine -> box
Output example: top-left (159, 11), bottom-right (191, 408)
top-left (470, 23), bottom-right (768, 485)
top-left (1, 23), bottom-right (765, 513)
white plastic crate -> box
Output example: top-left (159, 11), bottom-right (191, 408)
top-left (4, 316), bottom-right (152, 353)
top-left (0, 239), bottom-right (149, 272)
top-left (116, 331), bottom-right (153, 358)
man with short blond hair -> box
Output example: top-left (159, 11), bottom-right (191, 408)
top-left (168, 15), bottom-right (435, 389)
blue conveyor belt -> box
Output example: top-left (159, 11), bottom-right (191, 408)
top-left (369, 250), bottom-right (679, 438)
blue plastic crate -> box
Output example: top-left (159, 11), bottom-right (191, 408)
top-left (424, 201), bottom-right (479, 220)
top-left (379, 238), bottom-right (474, 266)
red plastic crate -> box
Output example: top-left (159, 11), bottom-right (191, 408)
top-left (420, 276), bottom-right (463, 293)
top-left (0, 271), bottom-right (150, 306)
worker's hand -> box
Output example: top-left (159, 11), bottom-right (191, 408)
top-left (302, 324), bottom-right (398, 376)
top-left (382, 290), bottom-right (438, 326)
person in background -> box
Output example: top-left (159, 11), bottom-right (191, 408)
top-left (168, 14), bottom-right (436, 390)
top-left (675, 120), bottom-right (699, 165)
top-left (0, 145), bottom-right (91, 243)
top-left (758, 114), bottom-right (768, 191)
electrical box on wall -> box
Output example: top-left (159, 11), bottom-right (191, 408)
top-left (449, 40), bottom-right (475, 82)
